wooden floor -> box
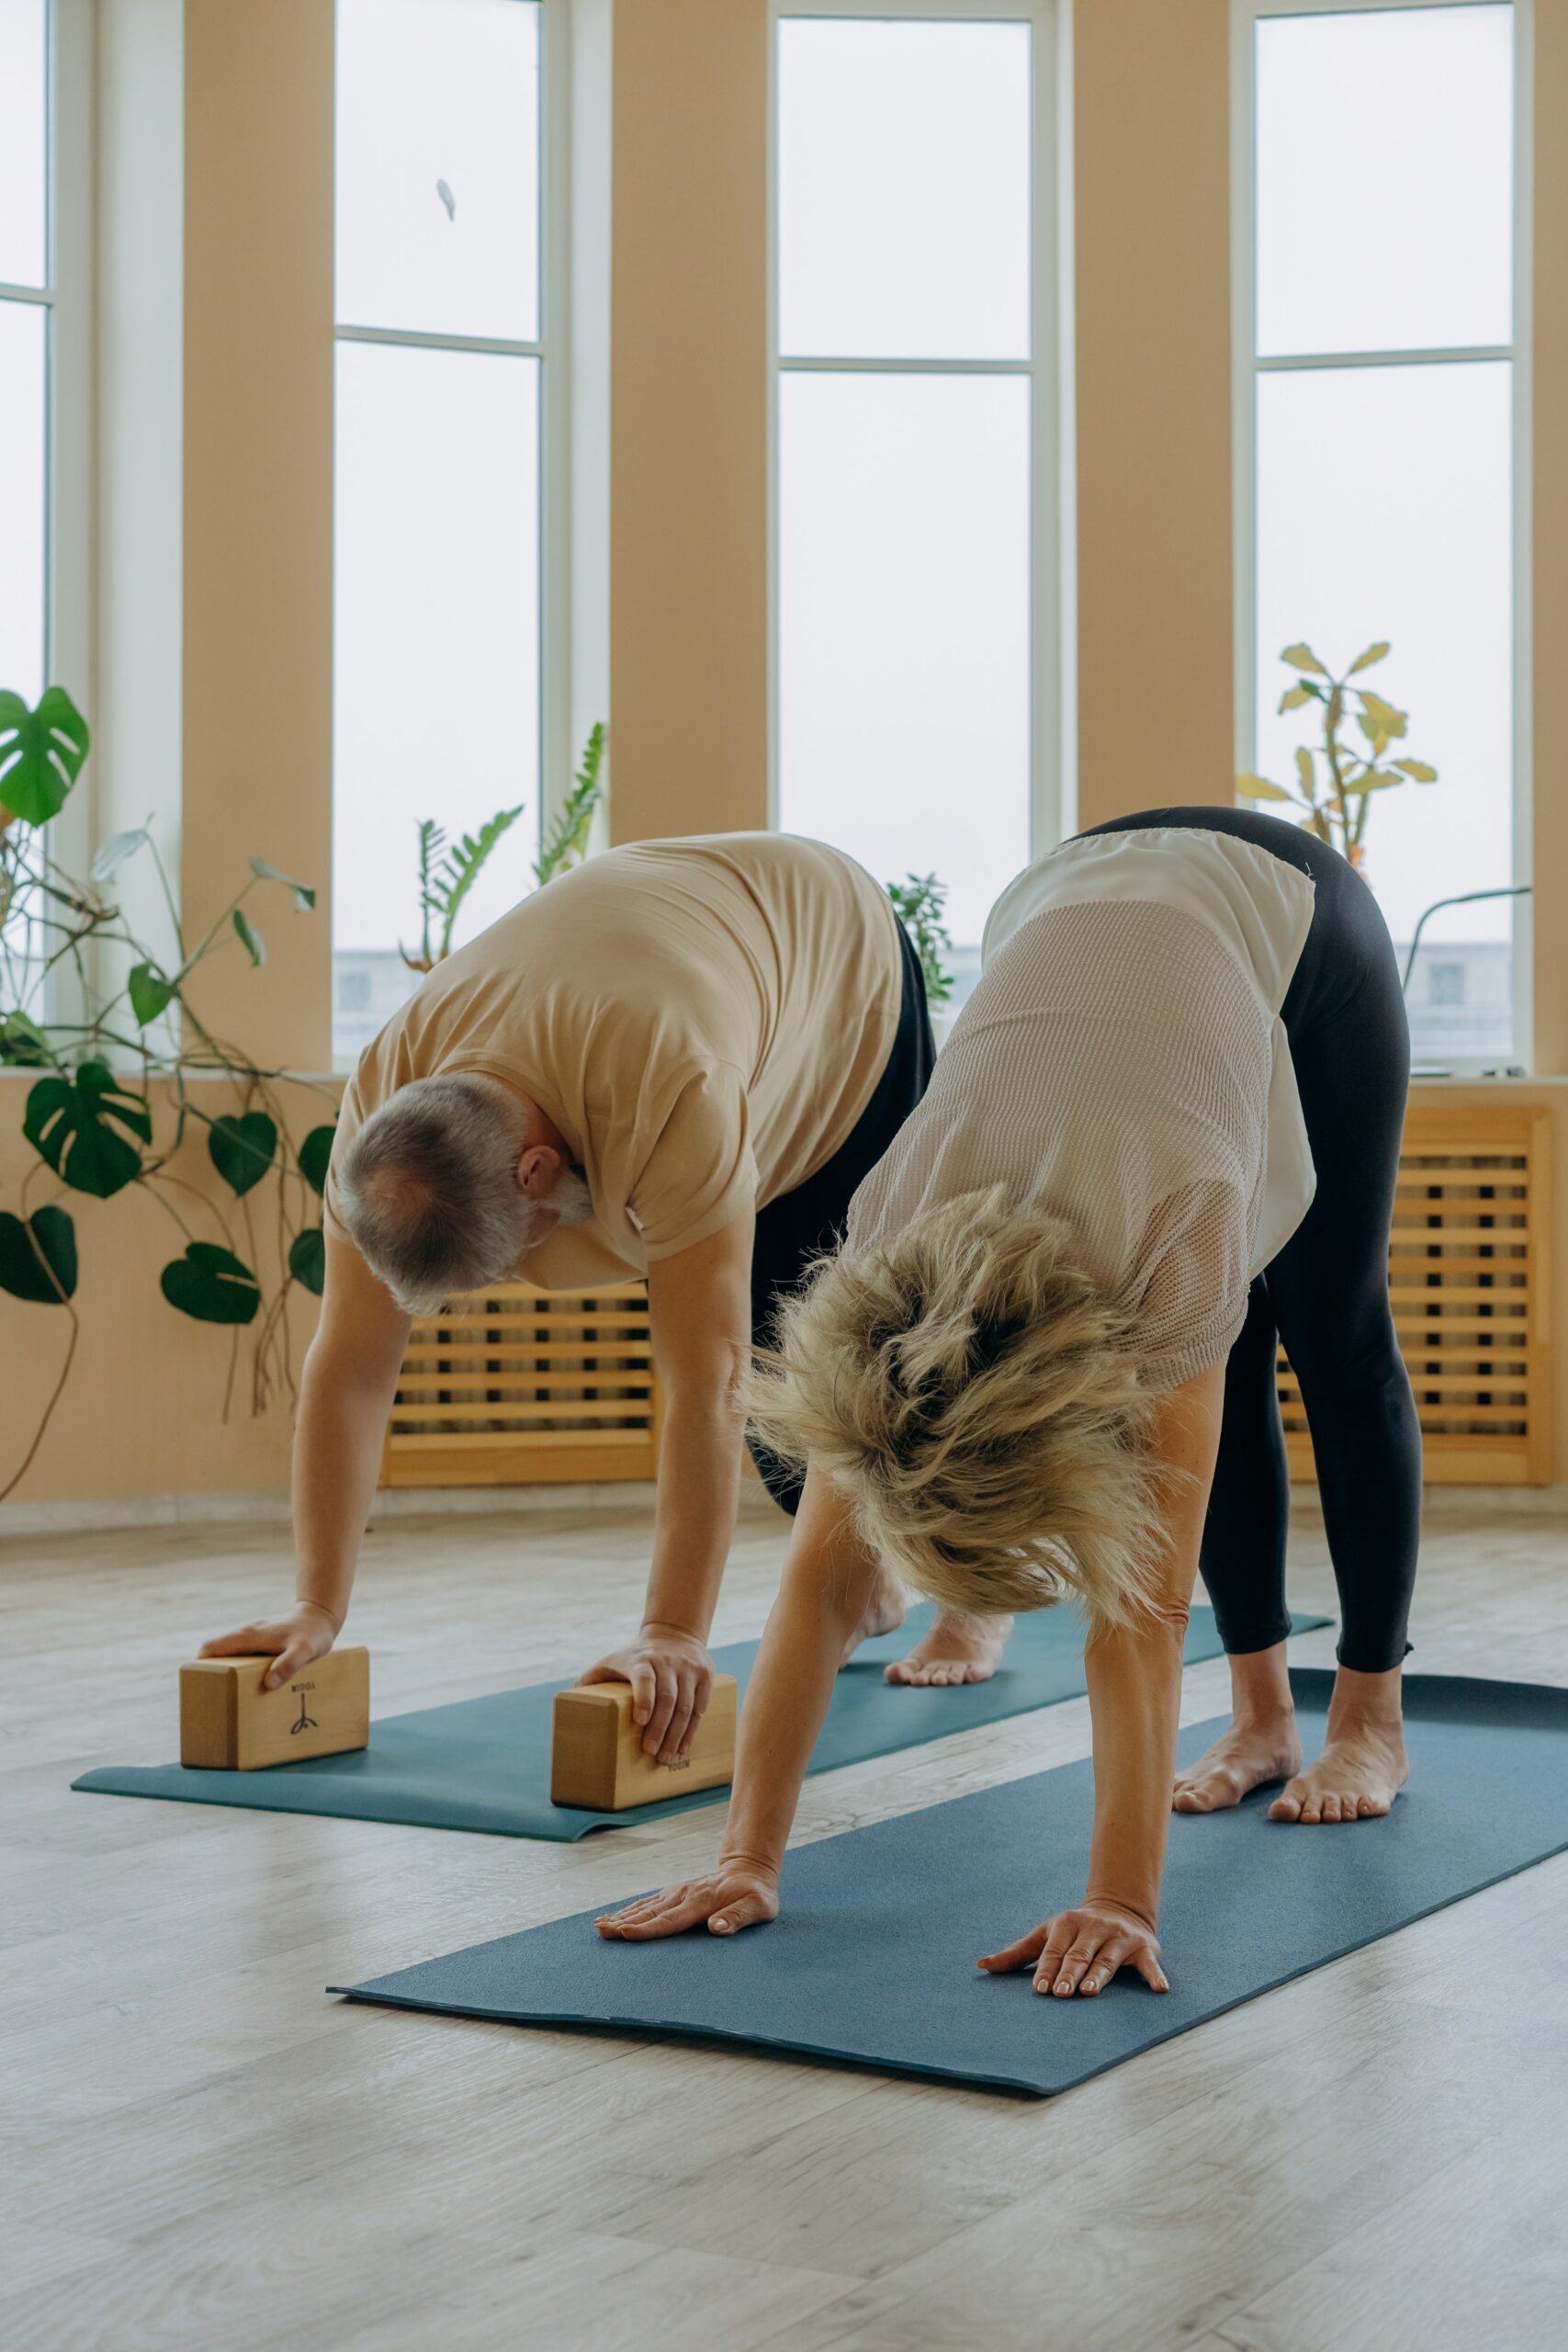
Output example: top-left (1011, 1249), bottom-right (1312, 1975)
top-left (4, 1490), bottom-right (1566, 2351)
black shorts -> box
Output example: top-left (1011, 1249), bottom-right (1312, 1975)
top-left (745, 920), bottom-right (937, 1513)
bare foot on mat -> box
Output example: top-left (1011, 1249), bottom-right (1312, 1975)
top-left (1173, 1718), bottom-right (1303, 1814)
top-left (1269, 1725), bottom-right (1409, 1824)
top-left (840, 1567), bottom-right (908, 1667)
top-left (885, 1610), bottom-right (1013, 1689)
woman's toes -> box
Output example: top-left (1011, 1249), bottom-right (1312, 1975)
top-left (1319, 1793), bottom-right (1342, 1824)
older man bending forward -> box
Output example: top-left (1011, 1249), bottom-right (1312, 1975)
top-left (201, 832), bottom-right (963, 1758)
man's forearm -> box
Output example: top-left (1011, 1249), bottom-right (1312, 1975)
top-left (291, 1339), bottom-right (401, 1626)
top-left (639, 1380), bottom-right (747, 1640)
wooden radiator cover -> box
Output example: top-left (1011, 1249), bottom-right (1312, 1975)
top-left (378, 1105), bottom-right (1552, 1491)
top-left (380, 1281), bottom-right (662, 1488)
top-left (1280, 1102), bottom-right (1554, 1487)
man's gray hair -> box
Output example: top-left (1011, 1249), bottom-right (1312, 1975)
top-left (335, 1072), bottom-right (588, 1316)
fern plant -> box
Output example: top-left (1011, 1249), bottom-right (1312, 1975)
top-left (400, 723), bottom-right (607, 973)
top-left (400, 808), bottom-right (525, 974)
top-left (535, 722), bottom-right (606, 887)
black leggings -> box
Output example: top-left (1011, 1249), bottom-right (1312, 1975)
top-left (746, 921), bottom-right (936, 1516)
top-left (1082, 807), bottom-right (1422, 1674)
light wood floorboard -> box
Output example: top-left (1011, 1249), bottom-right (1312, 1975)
top-left (2, 1492), bottom-right (1564, 2350)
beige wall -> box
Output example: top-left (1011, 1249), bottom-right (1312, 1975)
top-left (1073, 0), bottom-right (1235, 827)
top-left (608, 0), bottom-right (770, 843)
top-left (180, 0), bottom-right (334, 1072)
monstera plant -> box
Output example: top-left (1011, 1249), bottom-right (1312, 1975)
top-left (0, 684), bottom-right (337, 1500)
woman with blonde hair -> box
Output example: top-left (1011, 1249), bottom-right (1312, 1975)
top-left (599, 808), bottom-right (1420, 1997)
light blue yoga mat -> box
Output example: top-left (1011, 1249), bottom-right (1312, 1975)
top-left (335, 1670), bottom-right (1568, 2094)
top-left (71, 1602), bottom-right (1327, 1842)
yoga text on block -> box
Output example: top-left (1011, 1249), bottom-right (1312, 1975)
top-left (179, 1647), bottom-right (371, 1770)
top-left (551, 1673), bottom-right (738, 1811)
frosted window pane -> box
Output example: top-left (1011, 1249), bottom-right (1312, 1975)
top-left (779, 373), bottom-right (1031, 949)
top-left (333, 342), bottom-right (539, 1060)
top-left (778, 19), bottom-right (1031, 361)
top-left (1256, 6), bottom-right (1513, 357)
top-left (336, 0), bottom-right (539, 341)
top-left (1254, 361), bottom-right (1514, 1058)
top-left (0, 0), bottom-right (47, 288)
top-left (0, 301), bottom-right (47, 703)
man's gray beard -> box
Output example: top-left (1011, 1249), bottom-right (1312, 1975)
top-left (550, 1166), bottom-right (595, 1227)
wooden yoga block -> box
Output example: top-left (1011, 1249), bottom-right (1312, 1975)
top-left (550, 1672), bottom-right (738, 1811)
top-left (179, 1646), bottom-right (370, 1771)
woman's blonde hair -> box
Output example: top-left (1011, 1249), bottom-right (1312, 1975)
top-left (747, 1188), bottom-right (1161, 1630)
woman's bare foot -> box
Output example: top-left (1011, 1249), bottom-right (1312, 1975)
top-left (1270, 1664), bottom-right (1409, 1824)
top-left (1173, 1717), bottom-right (1303, 1813)
top-left (840, 1567), bottom-right (908, 1666)
top-left (1269, 1723), bottom-right (1409, 1823)
top-left (885, 1609), bottom-right (1013, 1688)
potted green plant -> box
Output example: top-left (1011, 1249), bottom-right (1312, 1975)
top-left (0, 684), bottom-right (336, 1500)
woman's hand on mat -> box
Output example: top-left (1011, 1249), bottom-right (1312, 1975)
top-left (595, 1860), bottom-right (781, 1942)
top-left (198, 1600), bottom-right (341, 1691)
top-left (576, 1623), bottom-right (716, 1764)
top-left (977, 1900), bottom-right (1168, 1997)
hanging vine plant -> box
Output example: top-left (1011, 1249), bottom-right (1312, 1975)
top-left (0, 684), bottom-right (338, 1500)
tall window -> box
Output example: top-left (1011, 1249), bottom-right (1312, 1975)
top-left (1238, 2), bottom-right (1526, 1068)
top-left (773, 5), bottom-right (1059, 1004)
top-left (0, 0), bottom-right (52, 707)
top-left (333, 0), bottom-right (547, 1067)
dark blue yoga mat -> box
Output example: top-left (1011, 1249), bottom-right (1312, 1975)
top-left (70, 1602), bottom-right (1325, 1841)
top-left (334, 1670), bottom-right (1568, 2094)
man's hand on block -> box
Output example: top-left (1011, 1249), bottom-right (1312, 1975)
top-left (180, 1645), bottom-right (370, 1771)
top-left (552, 1672), bottom-right (739, 1811)
top-left (199, 1600), bottom-right (340, 1689)
top-left (574, 1624), bottom-right (717, 1762)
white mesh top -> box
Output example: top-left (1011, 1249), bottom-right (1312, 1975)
top-left (846, 828), bottom-right (1319, 1391)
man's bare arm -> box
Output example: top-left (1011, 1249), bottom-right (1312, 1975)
top-left (201, 1233), bottom-right (410, 1685)
top-left (576, 1213), bottom-right (756, 1759)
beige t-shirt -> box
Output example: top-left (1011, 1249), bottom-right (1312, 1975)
top-left (325, 833), bottom-right (902, 1290)
top-left (847, 828), bottom-right (1317, 1391)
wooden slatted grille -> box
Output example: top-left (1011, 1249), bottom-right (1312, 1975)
top-left (379, 1282), bottom-right (662, 1488)
top-left (1280, 1103), bottom-right (1553, 1487)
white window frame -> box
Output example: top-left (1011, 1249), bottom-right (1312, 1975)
top-left (329, 0), bottom-right (574, 1017)
top-left (2, 0), bottom-right (94, 877)
top-left (1231, 0), bottom-right (1534, 1071)
top-left (766, 0), bottom-right (1074, 908)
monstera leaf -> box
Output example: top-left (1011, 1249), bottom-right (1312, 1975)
top-left (23, 1058), bottom-right (152, 1198)
top-left (298, 1122), bottom-right (336, 1198)
top-left (160, 1242), bottom-right (262, 1325)
top-left (232, 908), bottom-right (265, 967)
top-left (250, 856), bottom-right (317, 912)
top-left (288, 1227), bottom-right (326, 1295)
top-left (128, 963), bottom-right (176, 1027)
top-left (91, 825), bottom-right (152, 885)
top-left (0, 1205), bottom-right (78, 1304)
top-left (0, 686), bottom-right (91, 825)
top-left (0, 1010), bottom-right (52, 1066)
top-left (208, 1112), bottom-right (278, 1197)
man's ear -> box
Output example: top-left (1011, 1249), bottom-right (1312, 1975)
top-left (517, 1142), bottom-right (563, 1200)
